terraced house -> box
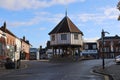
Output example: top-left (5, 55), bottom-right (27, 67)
top-left (0, 29), bottom-right (6, 61)
top-left (20, 36), bottom-right (31, 60)
top-left (98, 35), bottom-right (120, 58)
top-left (0, 22), bottom-right (31, 62)
top-left (0, 22), bottom-right (17, 61)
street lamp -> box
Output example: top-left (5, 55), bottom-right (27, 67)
top-left (101, 29), bottom-right (109, 69)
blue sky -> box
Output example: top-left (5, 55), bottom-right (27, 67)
top-left (0, 0), bottom-right (120, 48)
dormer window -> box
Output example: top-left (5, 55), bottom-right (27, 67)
top-left (51, 35), bottom-right (55, 41)
top-left (61, 34), bottom-right (67, 40)
top-left (74, 33), bottom-right (78, 40)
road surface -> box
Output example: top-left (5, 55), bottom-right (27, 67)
top-left (0, 59), bottom-right (113, 80)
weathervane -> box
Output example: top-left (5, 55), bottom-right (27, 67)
top-left (65, 0), bottom-right (68, 17)
top-left (65, 8), bottom-right (67, 16)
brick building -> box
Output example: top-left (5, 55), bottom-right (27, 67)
top-left (0, 29), bottom-right (6, 60)
top-left (97, 35), bottom-right (120, 58)
top-left (0, 22), bottom-right (16, 60)
top-left (20, 36), bottom-right (30, 60)
top-left (0, 22), bottom-right (31, 60)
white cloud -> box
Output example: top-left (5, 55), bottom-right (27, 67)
top-left (9, 16), bottom-right (41, 27)
top-left (77, 7), bottom-right (119, 23)
top-left (8, 12), bottom-right (63, 27)
top-left (0, 0), bottom-right (84, 11)
top-left (7, 6), bottom-right (119, 28)
top-left (83, 37), bottom-right (99, 42)
top-left (39, 27), bottom-right (46, 31)
top-left (104, 7), bottom-right (119, 19)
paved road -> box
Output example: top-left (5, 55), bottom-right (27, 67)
top-left (0, 59), bottom-right (107, 80)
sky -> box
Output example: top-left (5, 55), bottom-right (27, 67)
top-left (0, 0), bottom-right (120, 48)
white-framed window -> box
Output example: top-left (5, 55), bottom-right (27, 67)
top-left (84, 44), bottom-right (88, 49)
top-left (93, 45), bottom-right (97, 49)
top-left (104, 47), bottom-right (109, 52)
top-left (104, 48), bottom-right (107, 52)
top-left (74, 33), bottom-right (78, 40)
top-left (104, 41), bottom-right (106, 45)
top-left (61, 34), bottom-right (67, 40)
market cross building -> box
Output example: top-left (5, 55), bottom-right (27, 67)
top-left (48, 15), bottom-right (83, 57)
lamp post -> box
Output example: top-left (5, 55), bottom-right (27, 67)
top-left (101, 29), bottom-right (109, 69)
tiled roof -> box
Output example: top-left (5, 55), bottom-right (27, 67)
top-left (49, 16), bottom-right (83, 35)
top-left (0, 25), bottom-right (16, 37)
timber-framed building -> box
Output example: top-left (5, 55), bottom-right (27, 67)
top-left (48, 15), bottom-right (83, 57)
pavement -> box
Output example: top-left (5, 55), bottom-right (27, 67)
top-left (93, 60), bottom-right (120, 80)
top-left (0, 60), bottom-right (27, 76)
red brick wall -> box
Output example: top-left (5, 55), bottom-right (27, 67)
top-left (6, 33), bottom-right (15, 46)
top-left (21, 41), bottom-right (30, 60)
top-left (98, 39), bottom-right (120, 58)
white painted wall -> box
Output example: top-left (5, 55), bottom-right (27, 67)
top-left (15, 38), bottom-right (21, 61)
top-left (71, 33), bottom-right (83, 45)
top-left (57, 33), bottom-right (71, 44)
top-left (50, 33), bottom-right (83, 46)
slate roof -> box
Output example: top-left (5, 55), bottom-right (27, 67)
top-left (49, 16), bottom-right (83, 35)
top-left (98, 35), bottom-right (120, 40)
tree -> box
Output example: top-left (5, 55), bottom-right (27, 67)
top-left (117, 1), bottom-right (120, 20)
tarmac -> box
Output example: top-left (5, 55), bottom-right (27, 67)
top-left (0, 59), bottom-right (120, 80)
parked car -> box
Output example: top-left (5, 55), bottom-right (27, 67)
top-left (115, 55), bottom-right (120, 64)
top-left (4, 57), bottom-right (15, 69)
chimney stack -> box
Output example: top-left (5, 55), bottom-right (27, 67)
top-left (23, 36), bottom-right (25, 41)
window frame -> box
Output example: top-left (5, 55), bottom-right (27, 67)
top-left (74, 33), bottom-right (79, 40)
top-left (61, 34), bottom-right (67, 40)
top-left (51, 35), bottom-right (55, 41)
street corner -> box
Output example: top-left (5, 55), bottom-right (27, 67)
top-left (92, 66), bottom-right (113, 80)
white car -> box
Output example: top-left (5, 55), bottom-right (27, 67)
top-left (115, 55), bottom-right (120, 64)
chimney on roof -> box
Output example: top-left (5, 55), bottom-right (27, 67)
top-left (2, 21), bottom-right (6, 32)
top-left (23, 36), bottom-right (25, 41)
top-left (4, 22), bottom-right (6, 28)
